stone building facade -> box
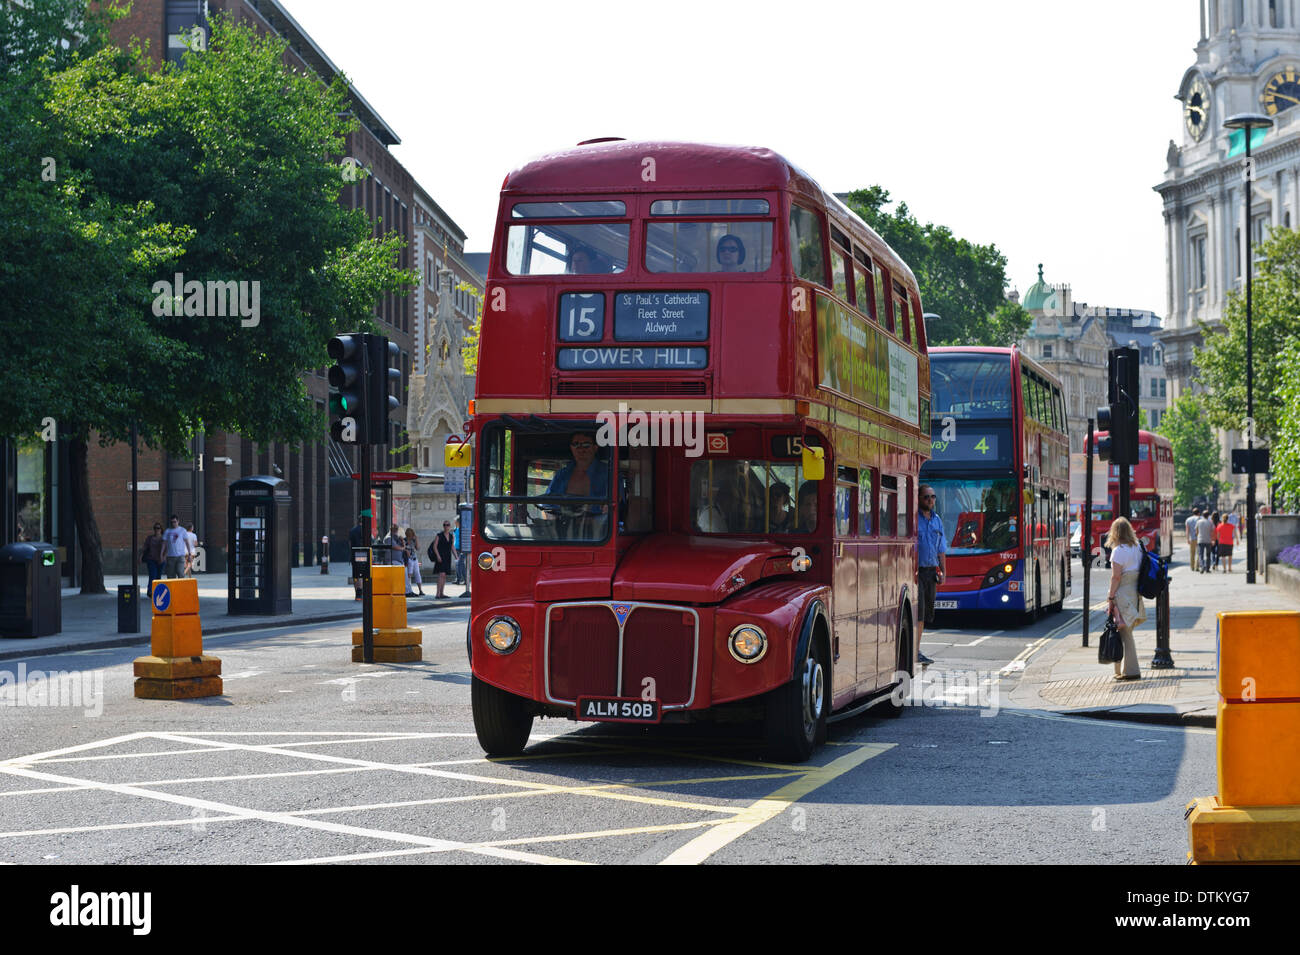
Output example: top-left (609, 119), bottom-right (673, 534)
top-left (1156, 0), bottom-right (1300, 507)
top-left (1018, 267), bottom-right (1168, 452)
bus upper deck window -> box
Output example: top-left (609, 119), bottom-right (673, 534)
top-left (650, 198), bottom-right (769, 216)
top-left (788, 204), bottom-right (826, 286)
top-left (506, 222), bottom-right (630, 275)
top-left (644, 221), bottom-right (774, 274)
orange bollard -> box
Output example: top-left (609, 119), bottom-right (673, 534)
top-left (133, 578), bottom-right (222, 699)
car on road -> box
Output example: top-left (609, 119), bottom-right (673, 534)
top-left (1069, 521), bottom-right (1081, 557)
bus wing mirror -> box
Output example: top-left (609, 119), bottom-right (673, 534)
top-left (801, 445), bottom-right (824, 481)
top-left (445, 440), bottom-right (472, 468)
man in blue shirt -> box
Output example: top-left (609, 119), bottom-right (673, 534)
top-left (916, 485), bottom-right (947, 667)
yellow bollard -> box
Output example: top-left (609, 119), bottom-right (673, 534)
top-left (1186, 611), bottom-right (1300, 863)
top-left (133, 578), bottom-right (222, 700)
top-left (353, 565), bottom-right (421, 663)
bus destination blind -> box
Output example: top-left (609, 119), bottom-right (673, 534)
top-left (614, 291), bottom-right (709, 341)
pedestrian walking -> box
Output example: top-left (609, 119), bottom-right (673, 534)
top-left (161, 515), bottom-right (190, 579)
top-left (915, 484), bottom-right (946, 668)
top-left (1196, 510), bottom-right (1215, 573)
top-left (1105, 516), bottom-right (1145, 681)
top-left (404, 528), bottom-right (425, 597)
top-left (140, 522), bottom-right (166, 593)
top-left (347, 516), bottom-right (364, 600)
top-left (432, 521), bottom-right (455, 599)
top-left (1208, 511), bottom-right (1222, 571)
top-left (384, 523), bottom-right (404, 567)
top-left (183, 522), bottom-right (199, 576)
top-left (452, 524), bottom-right (465, 585)
top-left (1185, 507), bottom-right (1201, 572)
top-left (1216, 512), bottom-right (1237, 573)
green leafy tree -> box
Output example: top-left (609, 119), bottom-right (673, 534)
top-left (1156, 394), bottom-right (1226, 506)
top-left (843, 186), bottom-right (1026, 345)
top-left (1, 12), bottom-right (413, 591)
top-left (1194, 227), bottom-right (1300, 442)
top-left (1271, 338), bottom-right (1300, 504)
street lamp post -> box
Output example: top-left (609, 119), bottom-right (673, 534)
top-left (1224, 113), bottom-right (1273, 585)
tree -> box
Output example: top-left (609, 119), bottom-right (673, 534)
top-left (1194, 227), bottom-right (1300, 442)
top-left (842, 187), bottom-right (1028, 346)
top-left (1156, 394), bottom-right (1226, 507)
top-left (1, 12), bottom-right (413, 592)
top-left (1271, 338), bottom-right (1300, 505)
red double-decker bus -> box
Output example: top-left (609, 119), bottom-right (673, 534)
top-left (919, 347), bottom-right (1071, 620)
top-left (461, 140), bottom-right (930, 761)
top-left (1081, 430), bottom-right (1175, 557)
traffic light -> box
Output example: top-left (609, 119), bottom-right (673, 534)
top-left (1107, 347), bottom-right (1140, 465)
top-left (367, 336), bottom-right (401, 445)
top-left (327, 333), bottom-right (367, 444)
top-left (1095, 403), bottom-right (1116, 463)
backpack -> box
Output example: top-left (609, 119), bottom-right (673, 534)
top-left (1137, 543), bottom-right (1168, 599)
top-left (427, 540), bottom-right (437, 563)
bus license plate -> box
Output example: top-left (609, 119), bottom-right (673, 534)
top-left (934, 600), bottom-right (958, 609)
top-left (575, 697), bottom-right (661, 724)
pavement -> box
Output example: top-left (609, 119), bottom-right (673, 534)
top-left (0, 564), bottom-right (469, 661)
top-left (1010, 538), bottom-right (1298, 727)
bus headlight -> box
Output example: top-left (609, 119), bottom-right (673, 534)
top-left (477, 552), bottom-right (496, 571)
top-left (982, 563), bottom-right (1016, 588)
top-left (485, 616), bottom-right (521, 654)
top-left (728, 625), bottom-right (768, 663)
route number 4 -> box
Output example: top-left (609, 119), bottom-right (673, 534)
top-left (973, 437), bottom-right (989, 455)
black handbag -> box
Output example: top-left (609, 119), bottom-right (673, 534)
top-left (1098, 613), bottom-right (1124, 664)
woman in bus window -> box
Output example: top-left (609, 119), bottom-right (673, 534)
top-left (768, 482), bottom-right (793, 533)
top-left (1104, 516), bottom-right (1145, 681)
top-left (567, 246), bottom-right (601, 274)
top-left (716, 234), bottom-right (746, 272)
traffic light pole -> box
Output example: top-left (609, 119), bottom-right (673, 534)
top-left (361, 445), bottom-right (373, 664)
top-left (1082, 418), bottom-right (1094, 648)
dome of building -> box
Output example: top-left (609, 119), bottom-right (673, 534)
top-left (1022, 263), bottom-right (1056, 312)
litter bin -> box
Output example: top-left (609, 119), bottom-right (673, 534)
top-left (0, 541), bottom-right (62, 638)
top-left (118, 584), bottom-right (140, 633)
top-left (227, 476), bottom-right (292, 615)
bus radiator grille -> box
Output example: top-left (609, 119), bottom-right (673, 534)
top-left (621, 609), bottom-right (694, 705)
top-left (554, 380), bottom-right (707, 396)
top-left (548, 606), bottom-right (619, 701)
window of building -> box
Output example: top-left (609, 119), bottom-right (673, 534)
top-left (1159, 378), bottom-right (1166, 397)
top-left (165, 1), bottom-right (206, 66)
top-left (1043, 344), bottom-right (1053, 358)
top-left (1191, 234), bottom-right (1207, 289)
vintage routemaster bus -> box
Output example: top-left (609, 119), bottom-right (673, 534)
top-left (461, 140), bottom-right (931, 761)
top-left (1081, 429), bottom-right (1175, 557)
top-left (919, 347), bottom-right (1070, 620)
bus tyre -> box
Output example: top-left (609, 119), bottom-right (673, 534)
top-left (471, 675), bottom-right (533, 757)
top-left (879, 611), bottom-right (912, 719)
top-left (764, 635), bottom-right (827, 762)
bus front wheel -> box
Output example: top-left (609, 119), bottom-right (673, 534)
top-left (764, 634), bottom-right (827, 762)
top-left (471, 676), bottom-right (534, 757)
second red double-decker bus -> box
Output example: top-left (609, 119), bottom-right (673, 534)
top-left (1081, 429), bottom-right (1175, 557)
top-left (918, 347), bottom-right (1071, 620)
top-left (462, 140), bottom-right (931, 761)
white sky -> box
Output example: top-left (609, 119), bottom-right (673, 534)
top-left (283, 0), bottom-right (1196, 314)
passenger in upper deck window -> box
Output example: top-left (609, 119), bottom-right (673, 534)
top-left (716, 235), bottom-right (746, 272)
top-left (567, 246), bottom-right (602, 274)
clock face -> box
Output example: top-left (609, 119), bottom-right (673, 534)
top-left (1185, 75), bottom-right (1210, 140)
top-left (1261, 69), bottom-right (1300, 116)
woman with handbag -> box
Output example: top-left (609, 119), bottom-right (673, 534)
top-left (1104, 516), bottom-right (1145, 681)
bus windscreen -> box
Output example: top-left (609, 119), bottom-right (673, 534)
top-left (930, 353), bottom-right (1013, 418)
top-left (925, 477), bottom-right (1020, 555)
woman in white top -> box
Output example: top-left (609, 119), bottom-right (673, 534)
top-left (1104, 516), bottom-right (1145, 680)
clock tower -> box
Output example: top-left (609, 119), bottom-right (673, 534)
top-left (1155, 0), bottom-right (1300, 509)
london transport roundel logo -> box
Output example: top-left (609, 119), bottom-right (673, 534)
top-left (153, 584), bottom-right (171, 612)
